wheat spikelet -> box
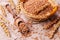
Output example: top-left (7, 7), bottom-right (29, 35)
top-left (43, 16), bottom-right (59, 29)
top-left (0, 22), bottom-right (10, 37)
top-left (0, 15), bottom-right (8, 23)
top-left (15, 0), bottom-right (21, 15)
top-left (0, 5), bottom-right (7, 17)
top-left (46, 20), bottom-right (60, 38)
top-left (0, 14), bottom-right (16, 30)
